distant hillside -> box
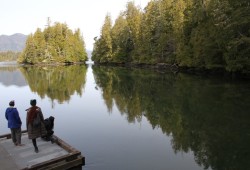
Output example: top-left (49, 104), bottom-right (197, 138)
top-left (0, 33), bottom-right (27, 52)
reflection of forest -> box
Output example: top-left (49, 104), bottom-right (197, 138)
top-left (92, 65), bottom-right (250, 170)
top-left (20, 65), bottom-right (87, 103)
top-left (0, 66), bottom-right (27, 86)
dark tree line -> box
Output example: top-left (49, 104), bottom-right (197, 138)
top-left (92, 0), bottom-right (250, 75)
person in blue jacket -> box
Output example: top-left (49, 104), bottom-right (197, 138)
top-left (5, 100), bottom-right (23, 146)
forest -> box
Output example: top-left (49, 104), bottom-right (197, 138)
top-left (92, 0), bottom-right (250, 75)
top-left (18, 21), bottom-right (88, 64)
top-left (0, 51), bottom-right (20, 61)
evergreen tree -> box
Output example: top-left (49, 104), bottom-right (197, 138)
top-left (92, 14), bottom-right (113, 63)
top-left (18, 22), bottom-right (87, 64)
top-left (111, 13), bottom-right (131, 63)
top-left (124, 1), bottom-right (143, 62)
top-left (222, 0), bottom-right (250, 73)
top-left (92, 0), bottom-right (250, 76)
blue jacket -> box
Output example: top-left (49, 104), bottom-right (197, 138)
top-left (5, 107), bottom-right (22, 128)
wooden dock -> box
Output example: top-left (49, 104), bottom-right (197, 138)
top-left (0, 131), bottom-right (85, 170)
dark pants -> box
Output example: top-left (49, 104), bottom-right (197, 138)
top-left (10, 128), bottom-right (21, 145)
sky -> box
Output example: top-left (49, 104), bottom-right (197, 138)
top-left (0, 0), bottom-right (150, 50)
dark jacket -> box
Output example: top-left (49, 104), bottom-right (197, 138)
top-left (5, 107), bottom-right (22, 128)
top-left (26, 106), bottom-right (47, 139)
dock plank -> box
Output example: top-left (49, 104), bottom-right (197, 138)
top-left (0, 142), bottom-right (20, 169)
top-left (0, 132), bottom-right (84, 170)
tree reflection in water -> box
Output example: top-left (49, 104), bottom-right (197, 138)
top-left (1, 64), bottom-right (249, 169)
top-left (20, 65), bottom-right (87, 103)
top-left (92, 65), bottom-right (250, 170)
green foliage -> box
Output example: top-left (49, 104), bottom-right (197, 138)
top-left (92, 14), bottom-right (113, 63)
top-left (222, 1), bottom-right (250, 73)
top-left (141, 0), bottom-right (176, 64)
top-left (0, 51), bottom-right (21, 61)
top-left (141, 0), bottom-right (163, 63)
top-left (92, 2), bottom-right (143, 63)
top-left (92, 0), bottom-right (250, 75)
top-left (18, 22), bottom-right (87, 64)
top-left (111, 13), bottom-right (131, 63)
top-left (124, 1), bottom-right (143, 62)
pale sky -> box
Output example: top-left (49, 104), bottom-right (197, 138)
top-left (0, 0), bottom-right (150, 50)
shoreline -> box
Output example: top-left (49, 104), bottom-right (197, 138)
top-left (93, 62), bottom-right (250, 80)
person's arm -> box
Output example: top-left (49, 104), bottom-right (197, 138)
top-left (26, 111), bottom-right (29, 129)
top-left (15, 109), bottom-right (22, 125)
top-left (5, 108), bottom-right (9, 120)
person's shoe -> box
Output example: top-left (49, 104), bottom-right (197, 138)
top-left (35, 147), bottom-right (39, 153)
top-left (17, 144), bottom-right (25, 146)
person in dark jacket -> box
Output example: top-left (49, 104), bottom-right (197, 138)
top-left (5, 100), bottom-right (23, 146)
top-left (26, 99), bottom-right (47, 153)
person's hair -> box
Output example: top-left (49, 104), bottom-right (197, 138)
top-left (9, 100), bottom-right (15, 106)
top-left (30, 99), bottom-right (37, 106)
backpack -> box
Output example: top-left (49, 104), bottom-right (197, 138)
top-left (42, 116), bottom-right (55, 141)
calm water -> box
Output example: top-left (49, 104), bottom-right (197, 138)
top-left (0, 63), bottom-right (250, 170)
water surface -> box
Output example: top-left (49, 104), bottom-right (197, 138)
top-left (0, 63), bottom-right (249, 170)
